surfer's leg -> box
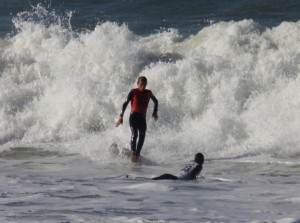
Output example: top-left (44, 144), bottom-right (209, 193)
top-left (136, 130), bottom-right (145, 156)
top-left (129, 114), bottom-right (138, 154)
top-left (136, 117), bottom-right (147, 156)
top-left (130, 128), bottom-right (138, 153)
top-left (152, 174), bottom-right (178, 180)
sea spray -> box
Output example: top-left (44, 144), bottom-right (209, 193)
top-left (0, 5), bottom-right (299, 163)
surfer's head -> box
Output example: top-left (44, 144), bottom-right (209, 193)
top-left (137, 76), bottom-right (147, 91)
top-left (194, 153), bottom-right (204, 165)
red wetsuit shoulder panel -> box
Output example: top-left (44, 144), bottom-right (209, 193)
top-left (131, 88), bottom-right (152, 115)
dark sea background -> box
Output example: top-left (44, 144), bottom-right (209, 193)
top-left (1, 0), bottom-right (300, 38)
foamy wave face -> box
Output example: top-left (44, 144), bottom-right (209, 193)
top-left (0, 5), bottom-right (140, 145)
top-left (0, 4), bottom-right (299, 161)
top-left (140, 20), bottom-right (300, 160)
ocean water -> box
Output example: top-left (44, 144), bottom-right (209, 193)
top-left (1, 0), bottom-right (300, 222)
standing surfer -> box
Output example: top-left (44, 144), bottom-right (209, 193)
top-left (116, 76), bottom-right (158, 163)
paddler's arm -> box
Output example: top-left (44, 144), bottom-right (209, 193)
top-left (116, 90), bottom-right (133, 127)
top-left (190, 165), bottom-right (202, 180)
top-left (151, 93), bottom-right (158, 120)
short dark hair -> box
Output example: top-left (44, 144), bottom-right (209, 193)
top-left (194, 153), bottom-right (204, 165)
top-left (137, 76), bottom-right (147, 84)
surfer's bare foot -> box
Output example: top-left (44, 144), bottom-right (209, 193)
top-left (131, 153), bottom-right (138, 163)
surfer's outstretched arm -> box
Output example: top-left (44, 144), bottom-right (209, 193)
top-left (116, 90), bottom-right (133, 127)
top-left (190, 165), bottom-right (202, 180)
top-left (151, 94), bottom-right (158, 120)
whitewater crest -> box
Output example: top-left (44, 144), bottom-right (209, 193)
top-left (0, 5), bottom-right (299, 162)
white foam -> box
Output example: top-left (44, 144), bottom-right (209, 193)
top-left (0, 5), bottom-right (300, 163)
top-left (281, 197), bottom-right (300, 204)
top-left (116, 182), bottom-right (172, 192)
top-left (250, 218), bottom-right (300, 223)
top-left (109, 217), bottom-right (171, 223)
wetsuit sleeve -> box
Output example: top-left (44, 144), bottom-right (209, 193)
top-left (150, 93), bottom-right (158, 114)
top-left (190, 165), bottom-right (202, 180)
top-left (120, 90), bottom-right (133, 117)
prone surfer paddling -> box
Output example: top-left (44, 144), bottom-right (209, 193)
top-left (152, 153), bottom-right (204, 180)
top-left (116, 76), bottom-right (158, 163)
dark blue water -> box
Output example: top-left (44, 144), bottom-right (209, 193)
top-left (1, 0), bottom-right (300, 38)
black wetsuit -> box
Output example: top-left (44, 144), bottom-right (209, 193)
top-left (120, 88), bottom-right (158, 156)
top-left (152, 161), bottom-right (202, 180)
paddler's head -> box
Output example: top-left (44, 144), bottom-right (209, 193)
top-left (194, 153), bottom-right (204, 165)
top-left (137, 76), bottom-right (147, 91)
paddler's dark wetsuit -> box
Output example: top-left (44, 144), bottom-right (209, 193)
top-left (120, 88), bottom-right (158, 157)
top-left (152, 153), bottom-right (204, 180)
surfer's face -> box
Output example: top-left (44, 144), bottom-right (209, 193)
top-left (137, 80), bottom-right (147, 91)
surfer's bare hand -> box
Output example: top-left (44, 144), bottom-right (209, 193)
top-left (115, 117), bottom-right (123, 127)
top-left (152, 113), bottom-right (158, 121)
